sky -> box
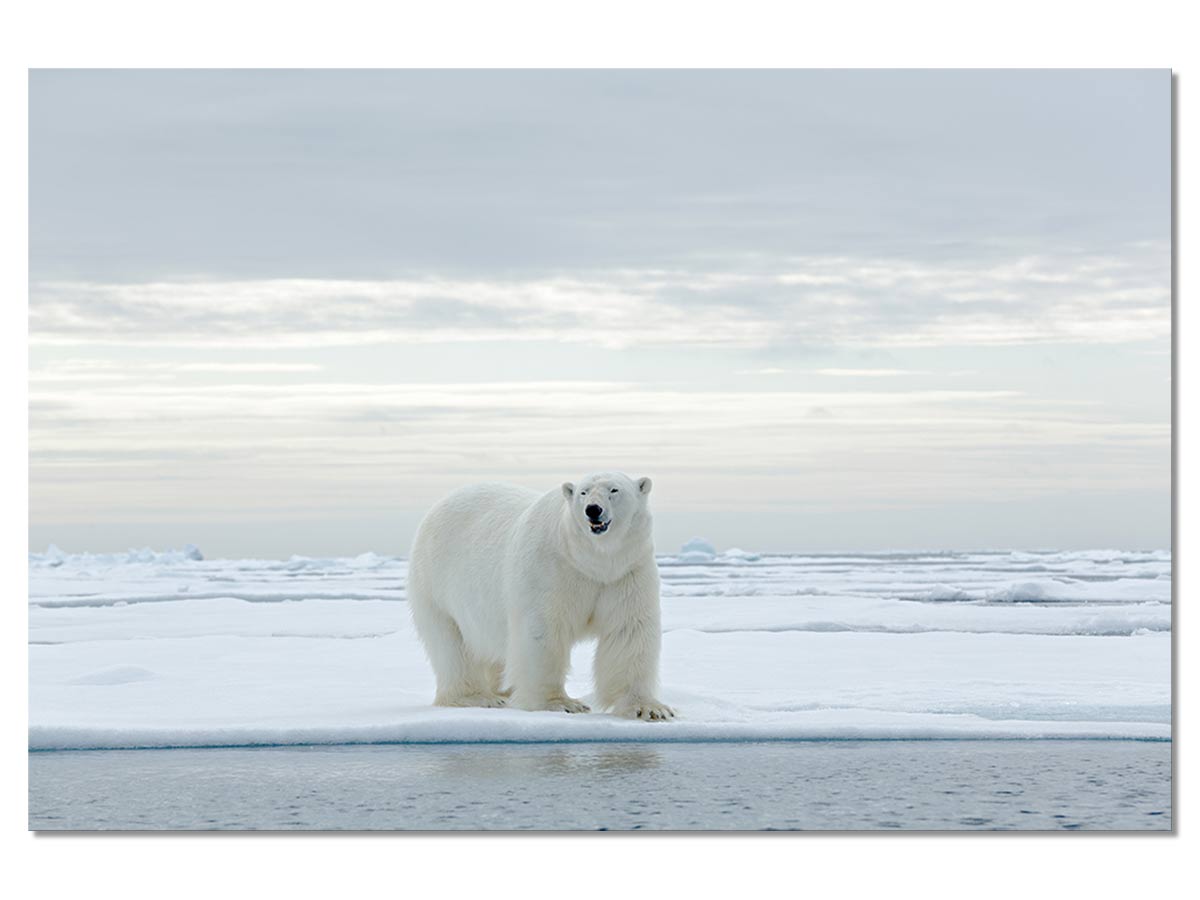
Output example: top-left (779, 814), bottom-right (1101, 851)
top-left (28, 69), bottom-right (1171, 557)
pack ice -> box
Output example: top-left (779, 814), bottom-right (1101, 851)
top-left (29, 544), bottom-right (1171, 750)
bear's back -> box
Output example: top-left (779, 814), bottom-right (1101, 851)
top-left (412, 482), bottom-right (539, 559)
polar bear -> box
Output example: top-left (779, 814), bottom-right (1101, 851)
top-left (407, 472), bottom-right (674, 720)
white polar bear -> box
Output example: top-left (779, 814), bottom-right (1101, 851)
top-left (407, 472), bottom-right (675, 721)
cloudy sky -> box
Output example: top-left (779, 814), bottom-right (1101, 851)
top-left (29, 69), bottom-right (1170, 556)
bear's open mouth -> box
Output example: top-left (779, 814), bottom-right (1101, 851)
top-left (589, 520), bottom-right (610, 534)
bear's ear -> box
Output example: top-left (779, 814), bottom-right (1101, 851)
top-left (562, 482), bottom-right (575, 500)
top-left (637, 476), bottom-right (652, 495)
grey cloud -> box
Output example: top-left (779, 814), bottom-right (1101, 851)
top-left (30, 70), bottom-right (1168, 282)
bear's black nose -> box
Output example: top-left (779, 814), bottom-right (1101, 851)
top-left (585, 504), bottom-right (603, 520)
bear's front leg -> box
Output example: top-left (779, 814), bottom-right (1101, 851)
top-left (593, 616), bottom-right (674, 721)
top-left (506, 616), bottom-right (590, 714)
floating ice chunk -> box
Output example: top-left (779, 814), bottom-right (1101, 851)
top-left (27, 546), bottom-right (1172, 749)
top-left (986, 582), bottom-right (1050, 603)
top-left (920, 584), bottom-right (975, 602)
top-left (182, 543), bottom-right (204, 561)
top-left (679, 537), bottom-right (717, 562)
top-left (33, 544), bottom-right (67, 567)
top-left (723, 548), bottom-right (761, 562)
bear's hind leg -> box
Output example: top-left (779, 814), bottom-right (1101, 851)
top-left (411, 603), bottom-right (507, 708)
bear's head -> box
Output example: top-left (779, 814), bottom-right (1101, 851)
top-left (561, 472), bottom-right (652, 540)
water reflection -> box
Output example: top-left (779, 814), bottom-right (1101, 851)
top-left (428, 743), bottom-right (662, 779)
top-left (30, 741), bottom-right (1171, 831)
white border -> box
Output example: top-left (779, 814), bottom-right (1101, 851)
top-left (4, 1), bottom-right (1193, 897)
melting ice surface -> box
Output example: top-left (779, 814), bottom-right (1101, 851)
top-left (28, 545), bottom-right (1171, 750)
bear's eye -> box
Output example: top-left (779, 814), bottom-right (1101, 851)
top-left (610, 488), bottom-right (618, 493)
top-left (580, 490), bottom-right (587, 496)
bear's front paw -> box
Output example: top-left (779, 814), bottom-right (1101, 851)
top-left (615, 699), bottom-right (676, 721)
top-left (435, 692), bottom-right (508, 709)
top-left (510, 692), bottom-right (591, 714)
top-left (550, 696), bottom-right (591, 714)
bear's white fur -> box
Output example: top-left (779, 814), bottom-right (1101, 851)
top-left (408, 472), bottom-right (674, 720)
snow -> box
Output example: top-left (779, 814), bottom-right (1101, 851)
top-left (29, 546), bottom-right (1171, 750)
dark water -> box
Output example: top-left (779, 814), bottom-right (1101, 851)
top-left (29, 740), bottom-right (1171, 831)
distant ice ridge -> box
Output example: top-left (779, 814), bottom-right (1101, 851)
top-left (909, 579), bottom-right (1165, 605)
top-left (29, 545), bottom-right (400, 571)
top-left (31, 543), bottom-right (205, 567)
top-left (29, 546), bottom-right (1171, 750)
top-left (281, 551), bottom-right (394, 571)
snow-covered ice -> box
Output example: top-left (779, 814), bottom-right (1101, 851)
top-left (28, 544), bottom-right (1171, 750)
